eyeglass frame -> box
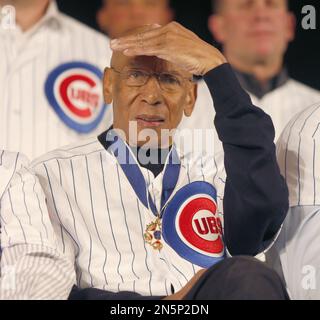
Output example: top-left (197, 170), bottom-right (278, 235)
top-left (109, 66), bottom-right (194, 92)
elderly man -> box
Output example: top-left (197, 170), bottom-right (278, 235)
top-left (0, 150), bottom-right (75, 299)
top-left (96, 0), bottom-right (215, 134)
top-left (209, 0), bottom-right (320, 141)
top-left (19, 23), bottom-right (289, 300)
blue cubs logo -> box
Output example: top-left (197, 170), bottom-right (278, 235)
top-left (162, 181), bottom-right (225, 268)
top-left (45, 62), bottom-right (109, 133)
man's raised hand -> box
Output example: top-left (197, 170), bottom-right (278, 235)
top-left (110, 22), bottom-right (227, 76)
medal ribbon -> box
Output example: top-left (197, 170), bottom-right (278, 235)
top-left (105, 129), bottom-right (181, 217)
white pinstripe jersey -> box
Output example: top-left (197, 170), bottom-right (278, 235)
top-left (184, 77), bottom-right (320, 265)
top-left (0, 150), bottom-right (75, 299)
top-left (250, 80), bottom-right (320, 142)
top-left (266, 102), bottom-right (320, 299)
top-left (0, 150), bottom-right (28, 200)
top-left (0, 1), bottom-right (113, 159)
top-left (183, 78), bottom-right (320, 144)
top-left (29, 135), bottom-right (226, 296)
top-left (0, 150), bottom-right (57, 249)
top-left (193, 79), bottom-right (320, 203)
top-left (277, 102), bottom-right (320, 207)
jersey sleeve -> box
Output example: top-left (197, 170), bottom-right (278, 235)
top-left (0, 166), bottom-right (76, 299)
top-left (0, 151), bottom-right (29, 200)
top-left (266, 206), bottom-right (320, 299)
top-left (204, 63), bottom-right (289, 256)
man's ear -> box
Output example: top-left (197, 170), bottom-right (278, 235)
top-left (184, 82), bottom-right (197, 117)
top-left (208, 14), bottom-right (226, 43)
top-left (103, 67), bottom-right (113, 105)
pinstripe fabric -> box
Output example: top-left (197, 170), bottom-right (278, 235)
top-left (250, 80), bottom-right (320, 142)
top-left (277, 102), bottom-right (320, 207)
top-left (196, 78), bottom-right (320, 265)
top-left (0, 151), bottom-right (28, 199)
top-left (0, 244), bottom-right (75, 300)
top-left (0, 150), bottom-right (75, 299)
top-left (266, 102), bottom-right (320, 299)
top-left (0, 1), bottom-right (113, 159)
top-left (182, 78), bottom-right (320, 145)
top-left (28, 136), bottom-right (225, 296)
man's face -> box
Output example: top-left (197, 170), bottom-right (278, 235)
top-left (97, 0), bottom-right (173, 39)
top-left (104, 53), bottom-right (196, 147)
top-left (210, 0), bottom-right (295, 64)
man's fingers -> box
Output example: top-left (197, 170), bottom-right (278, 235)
top-left (123, 48), bottom-right (164, 58)
top-left (111, 33), bottom-right (168, 55)
top-left (110, 34), bottom-right (161, 51)
top-left (110, 22), bottom-right (196, 51)
top-left (111, 31), bottom-right (192, 56)
top-left (170, 21), bottom-right (198, 39)
top-left (111, 24), bottom-right (165, 47)
top-left (122, 42), bottom-right (167, 59)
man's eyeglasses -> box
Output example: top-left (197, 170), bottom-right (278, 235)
top-left (111, 67), bottom-right (194, 92)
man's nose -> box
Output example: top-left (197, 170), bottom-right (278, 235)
top-left (252, 0), bottom-right (273, 20)
top-left (139, 76), bottom-right (164, 106)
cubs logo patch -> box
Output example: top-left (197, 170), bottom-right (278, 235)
top-left (45, 62), bottom-right (109, 133)
top-left (162, 181), bottom-right (225, 268)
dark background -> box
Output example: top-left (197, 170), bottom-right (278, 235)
top-left (56, 0), bottom-right (320, 90)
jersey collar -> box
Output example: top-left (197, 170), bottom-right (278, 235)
top-left (98, 127), bottom-right (181, 216)
top-left (234, 67), bottom-right (289, 99)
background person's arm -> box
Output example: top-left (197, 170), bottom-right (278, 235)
top-left (0, 167), bottom-right (75, 300)
top-left (267, 206), bottom-right (320, 300)
top-left (0, 244), bottom-right (75, 300)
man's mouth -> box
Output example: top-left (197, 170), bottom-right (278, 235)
top-left (249, 29), bottom-right (274, 37)
top-left (136, 115), bottom-right (165, 127)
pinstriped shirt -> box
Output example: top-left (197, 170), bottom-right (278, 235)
top-left (277, 102), bottom-right (320, 207)
top-left (0, 150), bottom-right (75, 299)
top-left (266, 102), bottom-right (320, 299)
top-left (250, 80), bottom-right (320, 142)
top-left (0, 150), bottom-right (28, 199)
top-left (182, 77), bottom-right (320, 144)
top-left (28, 135), bottom-right (225, 297)
top-left (0, 1), bottom-right (113, 159)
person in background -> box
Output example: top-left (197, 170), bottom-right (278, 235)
top-left (0, 0), bottom-right (112, 159)
top-left (0, 150), bottom-right (74, 299)
top-left (266, 102), bottom-right (320, 300)
top-left (209, 0), bottom-right (320, 141)
top-left (97, 0), bottom-right (173, 39)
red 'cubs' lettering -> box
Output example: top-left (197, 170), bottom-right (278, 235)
top-left (70, 88), bottom-right (99, 109)
top-left (194, 216), bottom-right (222, 236)
top-left (45, 62), bottom-right (107, 134)
top-left (60, 74), bottom-right (99, 118)
top-left (206, 216), bottom-right (218, 234)
top-left (194, 218), bottom-right (209, 235)
top-left (194, 217), bottom-right (222, 235)
top-left (177, 196), bottom-right (224, 256)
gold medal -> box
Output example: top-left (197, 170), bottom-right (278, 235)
top-left (144, 217), bottom-right (163, 251)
